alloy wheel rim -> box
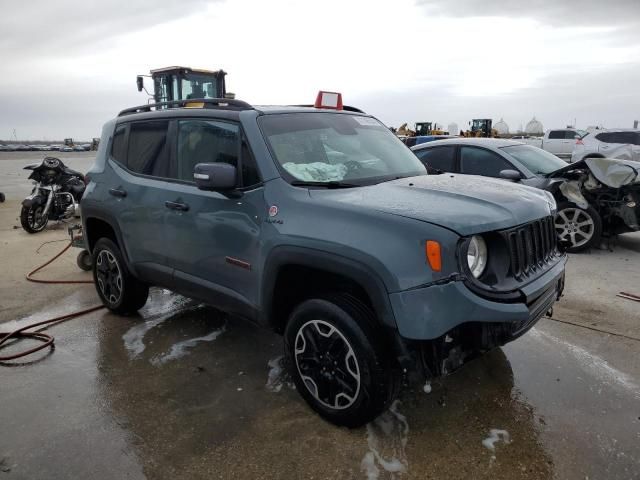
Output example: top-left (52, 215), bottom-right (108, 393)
top-left (555, 208), bottom-right (595, 248)
top-left (294, 319), bottom-right (361, 410)
top-left (30, 206), bottom-right (46, 231)
top-left (95, 250), bottom-right (122, 305)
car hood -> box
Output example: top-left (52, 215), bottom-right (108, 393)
top-left (548, 157), bottom-right (639, 188)
top-left (311, 174), bottom-right (554, 236)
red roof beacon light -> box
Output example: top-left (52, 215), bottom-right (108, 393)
top-left (314, 91), bottom-right (343, 110)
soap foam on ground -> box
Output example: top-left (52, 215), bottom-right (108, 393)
top-left (360, 400), bottom-right (409, 479)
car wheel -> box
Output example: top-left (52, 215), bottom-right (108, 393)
top-left (284, 294), bottom-right (399, 427)
top-left (20, 205), bottom-right (48, 233)
top-left (76, 249), bottom-right (93, 271)
top-left (555, 202), bottom-right (602, 253)
top-left (0, 192), bottom-right (5, 203)
top-left (92, 238), bottom-right (148, 314)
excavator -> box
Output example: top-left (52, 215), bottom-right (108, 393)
top-left (136, 66), bottom-right (230, 105)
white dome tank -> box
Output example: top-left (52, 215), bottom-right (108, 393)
top-left (525, 117), bottom-right (544, 135)
top-left (494, 118), bottom-right (509, 135)
top-left (447, 123), bottom-right (459, 135)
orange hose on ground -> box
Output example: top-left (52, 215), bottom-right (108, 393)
top-left (26, 241), bottom-right (94, 284)
top-left (0, 241), bottom-right (104, 362)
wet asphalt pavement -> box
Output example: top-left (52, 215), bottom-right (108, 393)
top-left (1, 287), bottom-right (639, 480)
top-left (1, 152), bottom-right (640, 479)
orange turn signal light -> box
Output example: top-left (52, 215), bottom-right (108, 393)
top-left (426, 240), bottom-right (442, 272)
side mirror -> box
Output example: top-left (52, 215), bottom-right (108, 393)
top-left (136, 76), bottom-right (144, 92)
top-left (499, 169), bottom-right (523, 181)
top-left (194, 163), bottom-right (237, 191)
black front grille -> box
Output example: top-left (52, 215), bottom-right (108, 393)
top-left (503, 216), bottom-right (558, 280)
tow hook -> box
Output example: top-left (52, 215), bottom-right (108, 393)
top-left (558, 239), bottom-right (572, 253)
top-left (546, 307), bottom-right (553, 318)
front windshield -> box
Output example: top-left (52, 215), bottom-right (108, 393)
top-left (181, 74), bottom-right (218, 99)
top-left (259, 113), bottom-right (426, 185)
top-left (501, 144), bottom-right (567, 175)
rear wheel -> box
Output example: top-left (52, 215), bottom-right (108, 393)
top-left (20, 205), bottom-right (48, 233)
top-left (92, 238), bottom-right (148, 314)
top-left (555, 202), bottom-right (602, 253)
top-left (284, 294), bottom-right (399, 427)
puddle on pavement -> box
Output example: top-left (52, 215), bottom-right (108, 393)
top-left (1, 289), bottom-right (95, 333)
top-left (7, 289), bottom-right (623, 480)
top-left (150, 324), bottom-right (226, 366)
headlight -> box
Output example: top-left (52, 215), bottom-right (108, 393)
top-left (467, 235), bottom-right (488, 278)
top-left (544, 191), bottom-right (557, 215)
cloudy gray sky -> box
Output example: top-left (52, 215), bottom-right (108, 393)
top-left (1, 0), bottom-right (639, 140)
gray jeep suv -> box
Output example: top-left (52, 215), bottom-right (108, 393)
top-left (82, 97), bottom-right (566, 427)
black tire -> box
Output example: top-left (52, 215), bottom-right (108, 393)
top-left (284, 294), bottom-right (399, 427)
top-left (92, 238), bottom-right (148, 314)
top-left (76, 250), bottom-right (93, 271)
top-left (555, 201), bottom-right (602, 253)
top-left (20, 204), bottom-right (48, 233)
top-left (0, 192), bottom-right (5, 203)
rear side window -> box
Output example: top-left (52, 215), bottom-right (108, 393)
top-left (460, 146), bottom-right (513, 178)
top-left (564, 131), bottom-right (578, 139)
top-left (548, 130), bottom-right (565, 139)
top-left (127, 121), bottom-right (170, 177)
top-left (110, 125), bottom-right (127, 164)
top-left (415, 146), bottom-right (456, 173)
top-left (176, 120), bottom-right (239, 182)
top-left (597, 131), bottom-right (640, 145)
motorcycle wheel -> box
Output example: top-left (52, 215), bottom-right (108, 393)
top-left (20, 205), bottom-right (49, 233)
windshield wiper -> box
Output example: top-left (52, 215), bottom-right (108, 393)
top-left (290, 180), bottom-right (360, 189)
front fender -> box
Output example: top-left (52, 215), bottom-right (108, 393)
top-left (22, 195), bottom-right (45, 209)
top-left (261, 245), bottom-right (397, 330)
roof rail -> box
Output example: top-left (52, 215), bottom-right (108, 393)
top-left (118, 98), bottom-right (253, 117)
top-left (293, 104), bottom-right (365, 113)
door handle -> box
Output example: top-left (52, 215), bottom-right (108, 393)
top-left (109, 188), bottom-right (127, 198)
top-left (164, 200), bottom-right (189, 212)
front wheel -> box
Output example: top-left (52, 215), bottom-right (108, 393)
top-left (92, 238), bottom-right (149, 314)
top-left (555, 202), bottom-right (602, 253)
top-left (284, 295), bottom-right (399, 427)
top-left (20, 205), bottom-right (48, 233)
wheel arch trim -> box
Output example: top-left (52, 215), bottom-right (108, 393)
top-left (260, 245), bottom-right (397, 330)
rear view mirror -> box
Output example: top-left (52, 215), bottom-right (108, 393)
top-left (499, 169), bottom-right (522, 181)
top-left (136, 76), bottom-right (144, 92)
top-left (194, 163), bottom-right (237, 191)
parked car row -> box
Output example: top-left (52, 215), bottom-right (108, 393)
top-left (0, 143), bottom-right (92, 152)
top-left (411, 138), bottom-right (640, 253)
top-left (518, 128), bottom-right (640, 163)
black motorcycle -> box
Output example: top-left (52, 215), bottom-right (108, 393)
top-left (21, 157), bottom-right (86, 233)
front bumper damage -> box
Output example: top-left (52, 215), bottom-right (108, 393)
top-left (389, 258), bottom-right (566, 379)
